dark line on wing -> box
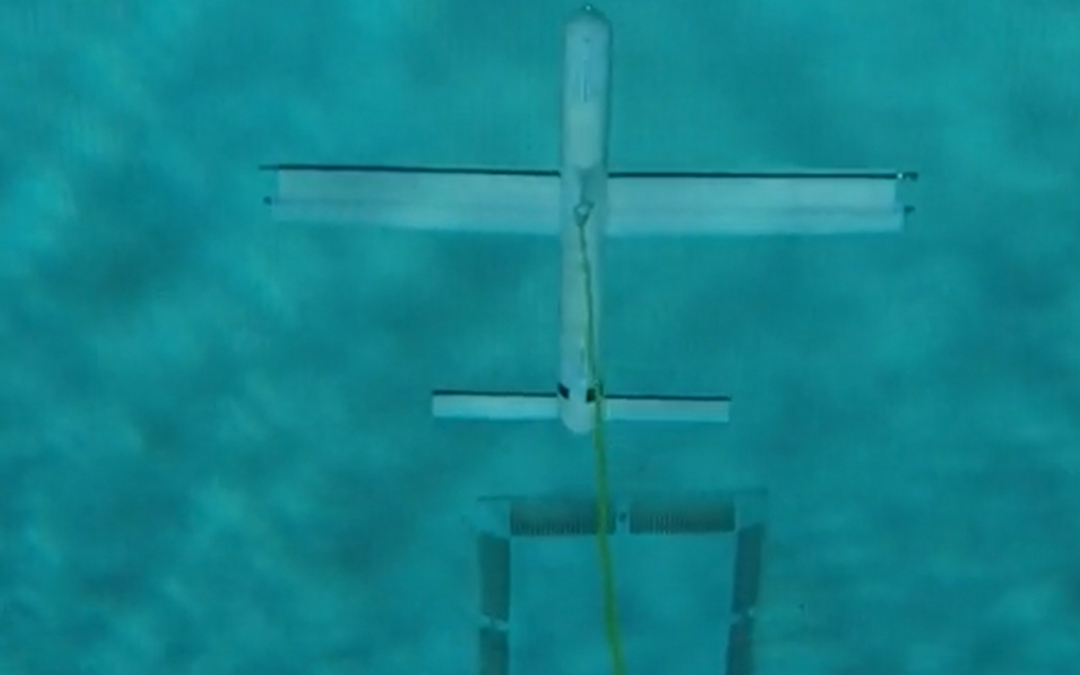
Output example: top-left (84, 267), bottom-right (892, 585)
top-left (259, 163), bottom-right (559, 177)
top-left (260, 164), bottom-right (917, 181)
top-left (610, 170), bottom-right (918, 180)
top-left (607, 394), bottom-right (733, 402)
top-left (433, 390), bottom-right (555, 398)
top-left (433, 389), bottom-right (730, 403)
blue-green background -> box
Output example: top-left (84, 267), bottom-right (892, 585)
top-left (1, 1), bottom-right (1078, 673)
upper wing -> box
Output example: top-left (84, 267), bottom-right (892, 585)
top-left (262, 164), bottom-right (560, 235)
top-left (607, 170), bottom-right (916, 237)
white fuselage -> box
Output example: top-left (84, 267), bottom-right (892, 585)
top-left (557, 5), bottom-right (612, 434)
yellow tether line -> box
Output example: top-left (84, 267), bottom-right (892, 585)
top-left (574, 202), bottom-right (627, 675)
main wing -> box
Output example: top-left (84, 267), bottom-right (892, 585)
top-left (607, 170), bottom-right (916, 236)
top-left (262, 164), bottom-right (560, 235)
top-left (263, 165), bottom-right (916, 236)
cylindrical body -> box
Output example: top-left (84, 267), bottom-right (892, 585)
top-left (557, 6), bottom-right (612, 434)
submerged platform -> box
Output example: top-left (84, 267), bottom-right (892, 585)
top-left (473, 490), bottom-right (767, 675)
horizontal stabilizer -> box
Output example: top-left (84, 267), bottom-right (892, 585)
top-left (431, 391), bottom-right (731, 424)
top-left (432, 391), bottom-right (559, 421)
top-left (604, 394), bottom-right (731, 423)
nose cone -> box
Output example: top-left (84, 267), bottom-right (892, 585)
top-left (567, 4), bottom-right (611, 40)
top-left (581, 4), bottom-right (607, 21)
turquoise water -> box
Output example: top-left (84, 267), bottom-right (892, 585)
top-left (1, 1), bottom-right (1078, 673)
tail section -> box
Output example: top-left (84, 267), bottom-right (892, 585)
top-left (431, 390), bottom-right (730, 426)
top-left (604, 394), bottom-right (730, 423)
top-left (431, 391), bottom-right (559, 421)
